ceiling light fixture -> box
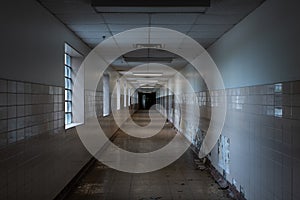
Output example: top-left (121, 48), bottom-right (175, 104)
top-left (91, 0), bottom-right (210, 13)
top-left (140, 86), bottom-right (155, 89)
top-left (118, 71), bottom-right (132, 75)
top-left (133, 73), bottom-right (162, 77)
top-left (137, 80), bottom-right (158, 83)
top-left (135, 44), bottom-right (163, 49)
top-left (123, 57), bottom-right (173, 63)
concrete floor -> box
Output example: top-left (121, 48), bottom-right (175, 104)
top-left (65, 110), bottom-right (233, 200)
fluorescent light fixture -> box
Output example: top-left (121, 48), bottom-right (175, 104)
top-left (137, 80), bottom-right (158, 83)
top-left (91, 0), bottom-right (210, 13)
top-left (94, 7), bottom-right (207, 13)
top-left (135, 44), bottom-right (163, 49)
top-left (133, 73), bottom-right (162, 77)
top-left (123, 57), bottom-right (173, 63)
top-left (118, 71), bottom-right (132, 75)
top-left (142, 91), bottom-right (154, 93)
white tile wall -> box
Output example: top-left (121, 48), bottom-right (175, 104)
top-left (161, 81), bottom-right (300, 200)
top-left (0, 78), bottom-right (92, 200)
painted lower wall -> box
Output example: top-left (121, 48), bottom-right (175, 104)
top-left (0, 0), bottom-right (90, 86)
top-left (208, 0), bottom-right (300, 88)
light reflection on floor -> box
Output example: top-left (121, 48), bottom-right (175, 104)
top-left (65, 110), bottom-right (233, 200)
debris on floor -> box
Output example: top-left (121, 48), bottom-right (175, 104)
top-left (217, 178), bottom-right (229, 190)
top-left (150, 197), bottom-right (162, 200)
top-left (138, 197), bottom-right (162, 200)
top-left (64, 110), bottom-right (234, 200)
top-left (194, 158), bottom-right (206, 170)
top-left (209, 165), bottom-right (229, 190)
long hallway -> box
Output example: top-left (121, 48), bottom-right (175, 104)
top-left (1, 0), bottom-right (300, 200)
top-left (65, 110), bottom-right (232, 200)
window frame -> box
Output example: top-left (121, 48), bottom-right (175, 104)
top-left (103, 74), bottom-right (110, 117)
top-left (64, 53), bottom-right (73, 125)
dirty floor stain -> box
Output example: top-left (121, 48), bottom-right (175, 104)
top-left (65, 110), bottom-right (233, 200)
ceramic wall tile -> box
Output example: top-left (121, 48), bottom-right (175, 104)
top-left (164, 80), bottom-right (300, 200)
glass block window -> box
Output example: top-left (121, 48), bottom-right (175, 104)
top-left (103, 74), bottom-right (110, 117)
top-left (274, 83), bottom-right (282, 93)
top-left (117, 79), bottom-right (121, 110)
top-left (124, 82), bottom-right (127, 107)
top-left (65, 53), bottom-right (72, 125)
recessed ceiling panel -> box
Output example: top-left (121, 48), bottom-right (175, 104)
top-left (103, 13), bottom-right (149, 24)
top-left (38, 0), bottom-right (265, 49)
top-left (56, 14), bottom-right (104, 24)
top-left (91, 0), bottom-right (210, 7)
top-left (108, 24), bottom-right (149, 32)
top-left (124, 49), bottom-right (177, 58)
top-left (151, 13), bottom-right (198, 25)
top-left (75, 31), bottom-right (112, 39)
top-left (150, 24), bottom-right (192, 34)
top-left (68, 24), bottom-right (108, 32)
top-left (187, 30), bottom-right (226, 38)
top-left (207, 0), bottom-right (263, 15)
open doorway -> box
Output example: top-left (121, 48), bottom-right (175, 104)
top-left (138, 92), bottom-right (156, 110)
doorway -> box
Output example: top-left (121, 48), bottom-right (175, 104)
top-left (138, 92), bottom-right (156, 110)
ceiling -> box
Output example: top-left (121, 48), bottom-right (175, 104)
top-left (119, 62), bottom-right (178, 90)
top-left (38, 0), bottom-right (265, 88)
top-left (112, 49), bottom-right (187, 71)
top-left (38, 0), bottom-right (265, 49)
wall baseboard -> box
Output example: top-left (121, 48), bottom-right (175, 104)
top-left (206, 159), bottom-right (247, 200)
top-left (54, 157), bottom-right (96, 200)
top-left (172, 124), bottom-right (246, 200)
